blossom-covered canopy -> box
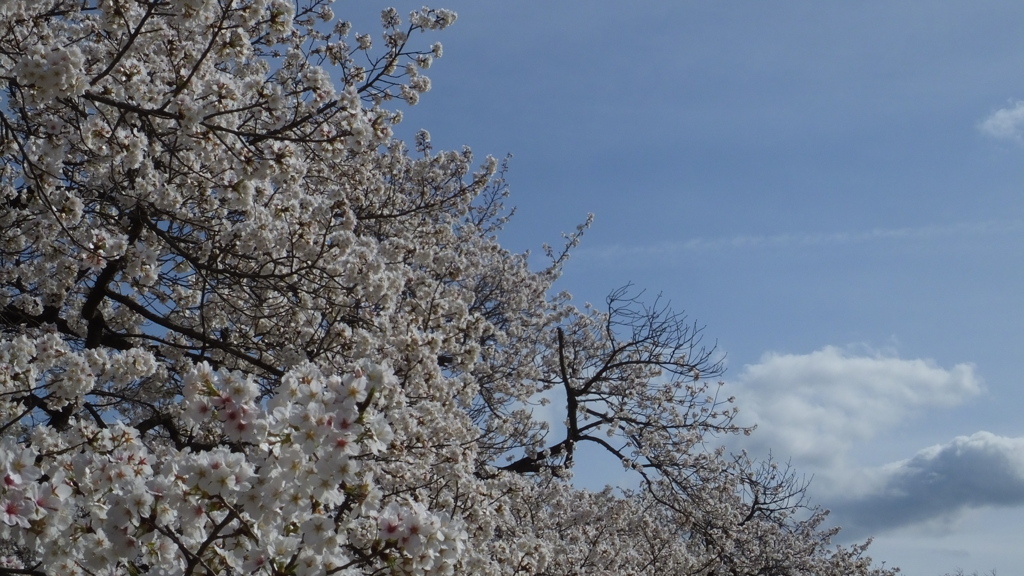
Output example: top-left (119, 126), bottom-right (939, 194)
top-left (0, 1), bottom-right (897, 574)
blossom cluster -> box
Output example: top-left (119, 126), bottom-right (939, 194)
top-left (2, 359), bottom-right (465, 574)
top-left (13, 44), bottom-right (87, 104)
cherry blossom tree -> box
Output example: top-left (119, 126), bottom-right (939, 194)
top-left (0, 1), bottom-right (899, 574)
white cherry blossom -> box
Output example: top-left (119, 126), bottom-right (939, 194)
top-left (0, 1), bottom-right (897, 574)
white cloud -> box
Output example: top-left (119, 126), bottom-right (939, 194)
top-left (978, 100), bottom-right (1024, 141)
top-left (721, 347), bottom-right (1024, 544)
top-left (729, 346), bottom-right (982, 468)
top-left (831, 431), bottom-right (1024, 538)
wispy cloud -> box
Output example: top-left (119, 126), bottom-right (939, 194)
top-left (576, 220), bottom-right (1023, 263)
top-left (831, 432), bottom-right (1024, 538)
top-left (978, 100), bottom-right (1024, 141)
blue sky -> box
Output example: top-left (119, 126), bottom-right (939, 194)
top-left (348, 3), bottom-right (1024, 574)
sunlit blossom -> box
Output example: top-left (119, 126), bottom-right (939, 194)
top-left (0, 1), bottom-right (895, 574)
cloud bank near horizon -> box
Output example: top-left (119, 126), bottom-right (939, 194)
top-left (830, 431), bottom-right (1024, 538)
top-left (719, 346), bottom-right (1024, 537)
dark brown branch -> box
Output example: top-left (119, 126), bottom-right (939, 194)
top-left (102, 290), bottom-right (283, 377)
top-left (90, 0), bottom-right (163, 87)
top-left (558, 327), bottom-right (578, 467)
top-left (0, 563), bottom-right (47, 576)
top-left (82, 92), bottom-right (180, 120)
top-left (80, 211), bottom-right (145, 349)
top-left (83, 403), bottom-right (108, 429)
